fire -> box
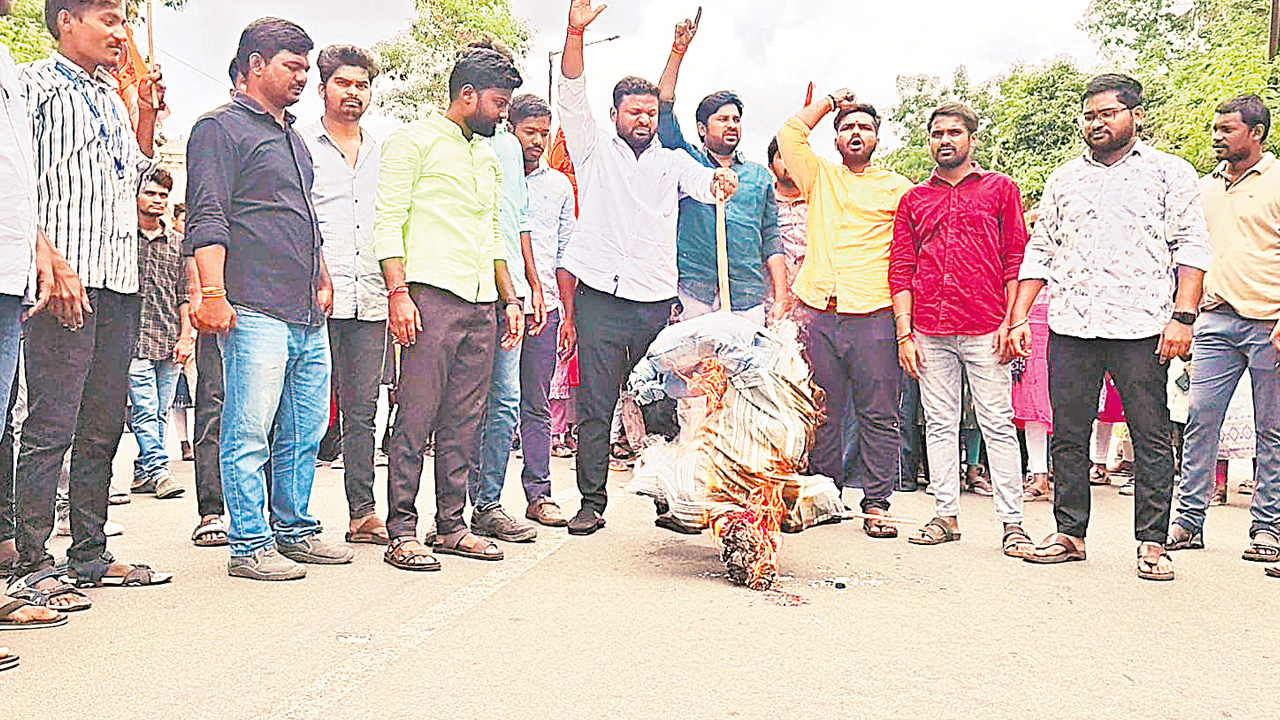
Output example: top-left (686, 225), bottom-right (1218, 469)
top-left (709, 482), bottom-right (787, 591)
top-left (664, 356), bottom-right (728, 411)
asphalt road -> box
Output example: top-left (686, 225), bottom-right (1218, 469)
top-left (4, 444), bottom-right (1276, 720)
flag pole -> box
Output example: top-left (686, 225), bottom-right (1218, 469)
top-left (146, 0), bottom-right (158, 107)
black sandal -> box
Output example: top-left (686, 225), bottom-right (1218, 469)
top-left (383, 537), bottom-right (440, 572)
top-left (6, 568), bottom-right (92, 612)
top-left (69, 562), bottom-right (173, 588)
top-left (1242, 532), bottom-right (1280, 563)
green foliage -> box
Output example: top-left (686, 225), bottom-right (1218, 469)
top-left (0, 0), bottom-right (188, 64)
top-left (374, 0), bottom-right (530, 121)
top-left (885, 59), bottom-right (1087, 203)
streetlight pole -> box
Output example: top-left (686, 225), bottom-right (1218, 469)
top-left (1271, 0), bottom-right (1280, 61)
top-left (548, 34), bottom-right (622, 102)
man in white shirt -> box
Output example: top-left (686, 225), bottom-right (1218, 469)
top-left (302, 44), bottom-right (388, 546)
top-left (556, 0), bottom-right (738, 535)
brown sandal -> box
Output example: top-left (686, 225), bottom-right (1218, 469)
top-left (908, 518), bottom-right (960, 545)
top-left (862, 508), bottom-right (899, 539)
top-left (1022, 532), bottom-right (1086, 564)
top-left (384, 537), bottom-right (440, 572)
top-left (1137, 543), bottom-right (1174, 581)
top-left (1002, 526), bottom-right (1035, 559)
top-left (434, 532), bottom-right (504, 561)
top-left (346, 514), bottom-right (390, 545)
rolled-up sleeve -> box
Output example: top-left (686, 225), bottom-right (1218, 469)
top-left (776, 116), bottom-right (826, 197)
top-left (373, 126), bottom-right (420, 262)
top-left (184, 119), bottom-right (235, 252)
top-left (1166, 158), bottom-right (1213, 272)
top-left (1018, 175), bottom-right (1060, 281)
top-left (557, 73), bottom-right (598, 164)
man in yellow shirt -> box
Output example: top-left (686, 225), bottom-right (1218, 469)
top-left (776, 90), bottom-right (913, 537)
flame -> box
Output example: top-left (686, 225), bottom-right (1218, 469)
top-left (664, 356), bottom-right (728, 409)
top-left (708, 482), bottom-right (787, 591)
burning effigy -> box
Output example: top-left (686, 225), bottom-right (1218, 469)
top-left (626, 313), bottom-right (844, 590)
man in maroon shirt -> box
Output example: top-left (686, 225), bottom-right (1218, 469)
top-left (888, 102), bottom-right (1032, 557)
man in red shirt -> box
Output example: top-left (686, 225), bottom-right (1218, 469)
top-left (888, 102), bottom-right (1032, 556)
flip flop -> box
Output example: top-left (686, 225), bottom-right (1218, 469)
top-left (1265, 566), bottom-right (1280, 578)
top-left (1137, 544), bottom-right (1175, 581)
top-left (1023, 532), bottom-right (1086, 564)
top-left (0, 599), bottom-right (68, 631)
top-left (1002, 526), bottom-right (1035, 559)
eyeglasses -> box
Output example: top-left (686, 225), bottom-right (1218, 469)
top-left (1081, 106), bottom-right (1130, 125)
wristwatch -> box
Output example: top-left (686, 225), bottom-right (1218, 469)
top-left (1171, 311), bottom-right (1197, 326)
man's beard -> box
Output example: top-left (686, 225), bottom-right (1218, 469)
top-left (1086, 127), bottom-right (1133, 155)
top-left (935, 149), bottom-right (967, 169)
top-left (467, 114), bottom-right (499, 137)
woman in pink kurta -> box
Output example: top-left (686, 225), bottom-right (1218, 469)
top-left (1012, 295), bottom-right (1053, 500)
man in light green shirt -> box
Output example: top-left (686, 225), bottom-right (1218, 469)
top-left (374, 46), bottom-right (525, 571)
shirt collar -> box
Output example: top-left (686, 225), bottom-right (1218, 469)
top-left (927, 162), bottom-right (987, 187)
top-left (1211, 152), bottom-right (1275, 182)
top-left (233, 92), bottom-right (297, 127)
top-left (52, 52), bottom-right (118, 89)
top-left (1082, 138), bottom-right (1148, 167)
top-left (309, 118), bottom-right (371, 163)
top-left (611, 133), bottom-right (660, 158)
top-left (700, 145), bottom-right (745, 168)
top-left (139, 218), bottom-right (168, 242)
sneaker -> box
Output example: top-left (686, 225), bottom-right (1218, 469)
top-left (526, 498), bottom-right (569, 527)
top-left (277, 534), bottom-right (354, 565)
top-left (472, 506), bottom-right (538, 542)
top-left (153, 471), bottom-right (186, 500)
top-left (567, 507), bottom-right (606, 536)
top-left (228, 548), bottom-right (307, 581)
top-left (131, 474), bottom-right (156, 494)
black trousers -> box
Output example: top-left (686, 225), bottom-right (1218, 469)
top-left (386, 285), bottom-right (495, 542)
top-left (15, 289), bottom-right (139, 574)
top-left (574, 285), bottom-right (672, 514)
top-left (1049, 333), bottom-right (1174, 543)
top-left (801, 305), bottom-right (900, 511)
top-left (193, 333), bottom-right (225, 518)
top-left (329, 318), bottom-right (386, 520)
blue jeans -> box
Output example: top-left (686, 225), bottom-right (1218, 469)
top-left (128, 357), bottom-right (183, 480)
top-left (0, 295), bottom-right (21, 429)
top-left (468, 305), bottom-right (522, 512)
top-left (218, 307), bottom-right (330, 557)
top-left (1174, 308), bottom-right (1280, 537)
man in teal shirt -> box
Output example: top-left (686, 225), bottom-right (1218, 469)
top-left (657, 15), bottom-right (785, 325)
top-left (375, 47), bottom-right (525, 570)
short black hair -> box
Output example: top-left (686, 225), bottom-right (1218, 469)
top-left (228, 57), bottom-right (241, 86)
top-left (316, 44), bottom-right (381, 85)
top-left (173, 203), bottom-right (187, 219)
top-left (140, 165), bottom-right (174, 194)
top-left (834, 102), bottom-right (880, 132)
top-left (1216, 94), bottom-right (1272, 141)
top-left (447, 47), bottom-right (523, 101)
top-left (461, 35), bottom-right (516, 63)
top-left (612, 76), bottom-right (659, 108)
top-left (928, 101), bottom-right (979, 134)
top-left (1083, 73), bottom-right (1144, 109)
top-left (44, 0), bottom-right (120, 39)
top-left (509, 94), bottom-right (551, 125)
top-left (695, 90), bottom-right (743, 127)
top-left (767, 137), bottom-right (780, 164)
top-left (235, 17), bottom-right (314, 77)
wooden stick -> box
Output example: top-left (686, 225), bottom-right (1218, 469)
top-left (146, 0), bottom-right (158, 108)
top-left (836, 510), bottom-right (919, 525)
top-left (715, 195), bottom-right (730, 313)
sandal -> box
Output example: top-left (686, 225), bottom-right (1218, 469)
top-left (908, 517), bottom-right (960, 545)
top-left (0, 651), bottom-right (16, 672)
top-left (1266, 566), bottom-right (1280, 578)
top-left (67, 562), bottom-right (174, 588)
top-left (1023, 485), bottom-right (1051, 502)
top-left (1239, 479), bottom-right (1256, 495)
top-left (0, 597), bottom-right (68, 631)
top-left (434, 532), bottom-right (504, 561)
top-left (1023, 532), bottom-right (1086, 564)
top-left (1137, 542), bottom-right (1175, 581)
top-left (1242, 531), bottom-right (1280, 563)
top-left (862, 508), bottom-right (899, 539)
top-left (383, 537), bottom-right (440, 572)
top-left (6, 569), bottom-right (92, 612)
top-left (191, 516), bottom-right (229, 547)
top-left (1165, 524), bottom-right (1204, 551)
top-left (1088, 465), bottom-right (1109, 485)
top-left (345, 514), bottom-right (390, 546)
top-left (1002, 526), bottom-right (1035, 559)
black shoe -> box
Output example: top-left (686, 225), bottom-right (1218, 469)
top-left (567, 508), bottom-right (606, 536)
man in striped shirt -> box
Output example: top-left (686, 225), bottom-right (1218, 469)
top-left (10, 0), bottom-right (173, 597)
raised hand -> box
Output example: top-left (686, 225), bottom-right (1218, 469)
top-left (830, 88), bottom-right (858, 112)
top-left (568, 0), bottom-right (607, 31)
top-left (674, 7), bottom-right (701, 52)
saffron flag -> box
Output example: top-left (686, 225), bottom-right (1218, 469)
top-left (113, 26), bottom-right (168, 133)
top-left (546, 127), bottom-right (580, 217)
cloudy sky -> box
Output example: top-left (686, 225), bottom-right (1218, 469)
top-left (153, 0), bottom-right (1099, 163)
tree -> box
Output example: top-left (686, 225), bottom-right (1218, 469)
top-left (374, 0), bottom-right (530, 121)
top-left (884, 67), bottom-right (994, 183)
top-left (1, 0), bottom-right (188, 63)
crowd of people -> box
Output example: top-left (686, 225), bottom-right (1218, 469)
top-left (0, 0), bottom-right (1277, 672)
